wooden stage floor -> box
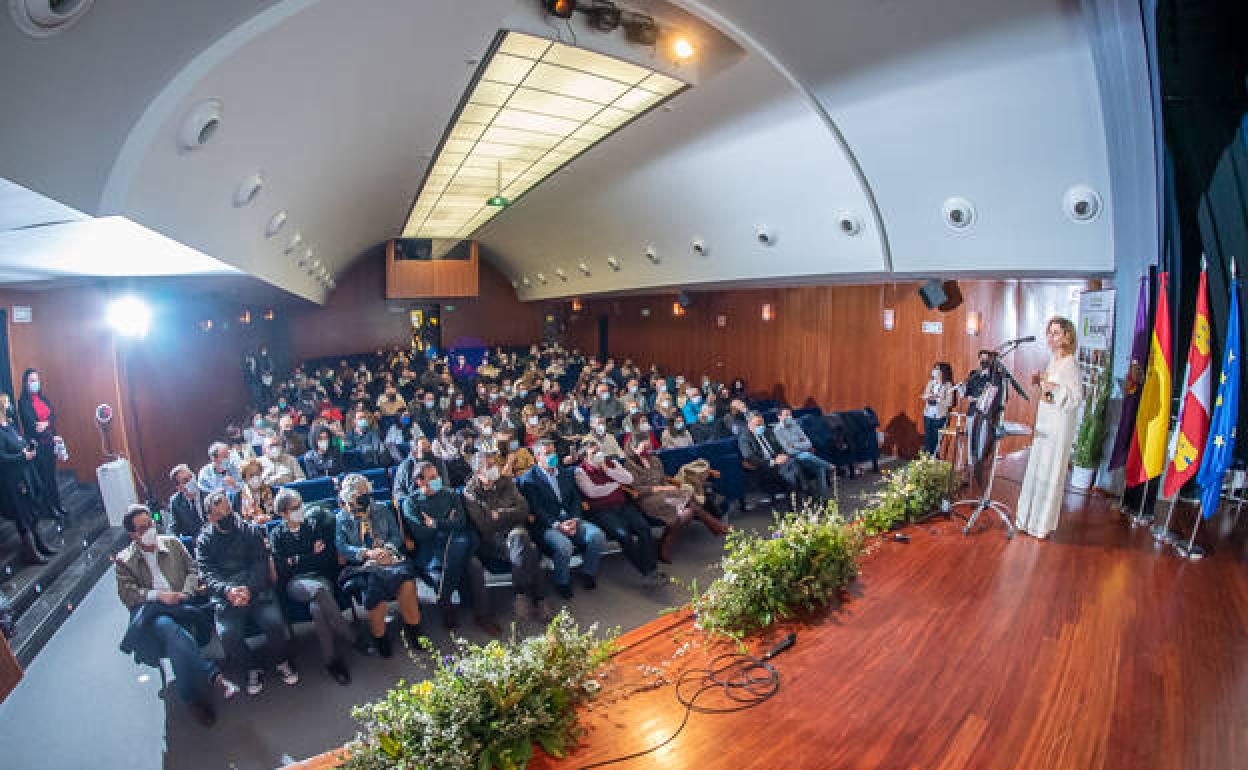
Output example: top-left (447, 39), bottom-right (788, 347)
top-left (300, 453), bottom-right (1248, 770)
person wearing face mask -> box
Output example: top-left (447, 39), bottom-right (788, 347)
top-left (301, 425), bottom-right (343, 480)
top-left (681, 388), bottom-right (706, 426)
top-left (392, 438), bottom-right (447, 510)
top-left (722, 399), bottom-right (750, 438)
top-left (376, 384), bottom-right (407, 418)
top-left (660, 415), bottom-right (694, 449)
top-left (415, 390), bottom-right (443, 437)
top-left (463, 452), bottom-right (552, 622)
top-left (197, 492), bottom-right (298, 697)
top-left (920, 362), bottom-right (956, 456)
top-left (620, 399), bottom-right (657, 451)
top-left (690, 402), bottom-right (728, 444)
top-left (234, 459), bottom-right (275, 525)
top-left (167, 463), bottom-right (210, 540)
top-left (345, 410), bottom-right (383, 466)
top-left (587, 416), bottom-right (624, 458)
top-left (772, 408), bottom-right (833, 501)
top-left (269, 489), bottom-right (361, 685)
top-left (259, 437), bottom-right (305, 487)
top-left (401, 462), bottom-right (500, 635)
top-left (573, 440), bottom-right (662, 584)
top-left (739, 412), bottom-right (802, 502)
top-left (17, 368), bottom-right (66, 521)
top-left (116, 505), bottom-right (237, 726)
top-left (244, 413), bottom-right (273, 458)
top-left (0, 391), bottom-right (55, 564)
top-left (517, 440), bottom-right (605, 598)
top-left (447, 391), bottom-right (476, 423)
top-left (198, 441), bottom-right (242, 496)
top-left (589, 384), bottom-right (625, 428)
top-left (383, 408), bottom-right (421, 465)
top-left (624, 439), bottom-right (729, 563)
top-left (334, 474), bottom-right (424, 657)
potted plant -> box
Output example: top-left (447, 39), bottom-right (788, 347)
top-left (1071, 365), bottom-right (1112, 489)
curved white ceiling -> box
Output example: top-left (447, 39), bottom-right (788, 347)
top-left (0, 0), bottom-right (1141, 303)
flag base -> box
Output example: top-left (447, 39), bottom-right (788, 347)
top-left (1173, 542), bottom-right (1206, 561)
top-left (1130, 512), bottom-right (1155, 528)
top-left (1150, 524), bottom-right (1179, 545)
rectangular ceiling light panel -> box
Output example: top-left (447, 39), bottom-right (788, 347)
top-left (403, 30), bottom-right (686, 239)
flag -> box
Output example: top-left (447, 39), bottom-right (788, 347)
top-left (1163, 265), bottom-right (1212, 497)
top-left (1126, 272), bottom-right (1173, 486)
top-left (1197, 277), bottom-right (1240, 519)
top-left (1108, 278), bottom-right (1150, 470)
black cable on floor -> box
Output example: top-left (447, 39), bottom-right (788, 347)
top-left (579, 634), bottom-right (795, 769)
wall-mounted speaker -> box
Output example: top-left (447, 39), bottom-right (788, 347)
top-left (918, 279), bottom-right (947, 310)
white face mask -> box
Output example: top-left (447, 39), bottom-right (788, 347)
top-left (288, 508), bottom-right (305, 525)
top-left (28, 381), bottom-right (40, 394)
top-left (931, 369), bottom-right (940, 380)
top-left (594, 424), bottom-right (606, 435)
top-left (247, 476), bottom-right (263, 489)
top-left (528, 416), bottom-right (539, 426)
top-left (140, 527), bottom-right (158, 547)
top-left (267, 446), bottom-right (282, 459)
top-left (484, 466), bottom-right (501, 482)
top-left (317, 440), bottom-right (330, 452)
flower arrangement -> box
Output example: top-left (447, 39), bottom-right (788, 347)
top-left (856, 454), bottom-right (952, 535)
top-left (343, 610), bottom-right (614, 770)
top-left (687, 498), bottom-right (865, 639)
top-left (1072, 364), bottom-right (1113, 470)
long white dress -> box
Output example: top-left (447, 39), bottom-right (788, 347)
top-left (1015, 354), bottom-right (1083, 538)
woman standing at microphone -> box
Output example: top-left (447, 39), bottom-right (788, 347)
top-left (1015, 317), bottom-right (1083, 539)
top-left (920, 362), bottom-right (955, 456)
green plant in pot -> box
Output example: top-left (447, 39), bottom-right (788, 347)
top-left (1071, 365), bottom-right (1112, 488)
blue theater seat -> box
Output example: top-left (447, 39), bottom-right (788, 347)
top-left (282, 477), bottom-right (336, 505)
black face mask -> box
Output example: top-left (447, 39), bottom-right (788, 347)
top-left (979, 359), bottom-right (991, 371)
top-left (355, 493), bottom-right (372, 510)
top-left (216, 514), bottom-right (236, 532)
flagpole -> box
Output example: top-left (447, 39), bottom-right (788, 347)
top-left (1131, 476), bottom-right (1154, 527)
top-left (1154, 493), bottom-right (1181, 545)
top-left (1175, 512), bottom-right (1206, 560)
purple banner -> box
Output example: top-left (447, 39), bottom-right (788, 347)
top-left (1108, 277), bottom-right (1151, 470)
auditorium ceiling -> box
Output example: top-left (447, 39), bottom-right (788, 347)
top-left (0, 0), bottom-right (1150, 303)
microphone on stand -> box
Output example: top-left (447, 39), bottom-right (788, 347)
top-left (1001, 335), bottom-right (1036, 346)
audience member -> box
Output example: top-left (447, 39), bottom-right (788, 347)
top-left (259, 436), bottom-right (305, 487)
top-left (738, 411), bottom-right (801, 500)
top-left (197, 491), bottom-right (299, 696)
top-left (197, 442), bottom-right (240, 497)
top-left (236, 459), bottom-right (275, 524)
top-left (573, 441), bottom-right (661, 584)
top-left (661, 416), bottom-right (694, 449)
top-left (772, 408), bottom-right (832, 500)
top-left (269, 489), bottom-right (359, 685)
top-left (116, 505), bottom-right (237, 726)
top-left (622, 438), bottom-right (728, 563)
top-left (517, 440), bottom-right (605, 598)
top-left (302, 425), bottom-right (344, 479)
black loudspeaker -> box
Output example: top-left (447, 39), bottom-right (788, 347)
top-left (918, 279), bottom-right (948, 310)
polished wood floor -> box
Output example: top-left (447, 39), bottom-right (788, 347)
top-left (528, 453), bottom-right (1248, 770)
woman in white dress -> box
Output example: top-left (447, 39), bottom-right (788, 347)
top-left (1015, 316), bottom-right (1084, 538)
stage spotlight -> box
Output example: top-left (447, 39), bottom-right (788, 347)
top-left (672, 37), bottom-right (695, 60)
top-left (107, 295), bottom-right (152, 339)
top-left (543, 0), bottom-right (576, 19)
top-left (588, 0), bottom-right (620, 31)
top-left (623, 13), bottom-right (658, 45)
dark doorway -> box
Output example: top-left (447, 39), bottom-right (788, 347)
top-left (597, 315), bottom-right (609, 361)
top-left (0, 309), bottom-right (12, 400)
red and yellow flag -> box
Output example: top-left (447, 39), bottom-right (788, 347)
top-left (1163, 266), bottom-right (1212, 497)
top-left (1126, 273), bottom-right (1173, 486)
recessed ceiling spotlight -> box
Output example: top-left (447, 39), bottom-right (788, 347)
top-left (234, 173), bottom-right (263, 207)
top-left (178, 99), bottom-right (223, 152)
top-left (265, 210), bottom-right (288, 238)
top-left (536, 273), bottom-right (548, 285)
top-left (691, 239), bottom-right (708, 256)
top-left (1063, 185), bottom-right (1102, 222)
top-left (672, 37), bottom-right (695, 60)
top-left (942, 197), bottom-right (976, 230)
top-left (606, 256), bottom-right (621, 272)
top-left (10, 0), bottom-right (96, 38)
top-left (327, 278), bottom-right (337, 290)
top-left (555, 268), bottom-right (568, 282)
top-left (645, 246), bottom-right (660, 264)
top-left (285, 231), bottom-right (303, 254)
top-left (755, 225), bottom-right (776, 246)
top-left (511, 279), bottom-right (520, 289)
top-left (522, 276), bottom-right (532, 287)
top-left (837, 213), bottom-right (863, 236)
top-left (578, 262), bottom-right (591, 276)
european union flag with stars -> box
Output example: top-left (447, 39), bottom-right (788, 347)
top-left (1197, 277), bottom-right (1240, 520)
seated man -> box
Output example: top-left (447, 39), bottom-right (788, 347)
top-left (722, 399), bottom-right (750, 438)
top-left (197, 491), bottom-right (299, 696)
top-left (401, 462), bottom-right (501, 636)
top-left (197, 442), bottom-right (240, 496)
top-left (586, 415), bottom-right (624, 458)
top-left (168, 463), bottom-right (210, 539)
top-left (690, 403), bottom-right (729, 444)
top-left (772, 408), bottom-right (832, 500)
top-left (738, 412), bottom-right (802, 502)
top-left (269, 489), bottom-right (360, 686)
top-left (259, 436), bottom-right (305, 487)
top-left (376, 384), bottom-right (406, 418)
top-left (392, 436), bottom-right (447, 510)
top-left (334, 474), bottom-right (422, 657)
top-left (589, 382), bottom-right (625, 428)
top-left (116, 505), bottom-right (237, 726)
top-left (573, 441), bottom-right (662, 585)
top-left (517, 440), bottom-right (605, 598)
top-left (463, 451), bottom-right (552, 621)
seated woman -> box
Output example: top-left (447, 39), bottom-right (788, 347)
top-left (333, 473), bottom-right (423, 658)
top-left (462, 451), bottom-right (552, 622)
top-left (622, 437), bottom-right (729, 563)
top-left (269, 489), bottom-right (358, 685)
top-left (652, 394), bottom-right (676, 432)
top-left (660, 416), bottom-right (694, 449)
top-left (447, 391), bottom-right (476, 424)
top-left (620, 399), bottom-right (658, 451)
top-left (573, 440), bottom-right (660, 582)
top-left (235, 459), bottom-right (275, 525)
top-left (345, 408), bottom-right (383, 465)
top-left (301, 424), bottom-right (343, 479)
top-left (400, 461), bottom-right (500, 635)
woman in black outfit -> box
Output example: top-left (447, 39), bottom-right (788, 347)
top-left (0, 392), bottom-right (58, 565)
top-left (18, 368), bottom-right (65, 520)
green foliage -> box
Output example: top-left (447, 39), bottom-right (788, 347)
top-left (857, 453), bottom-right (952, 536)
top-left (343, 611), bottom-right (614, 770)
top-left (1073, 365), bottom-right (1113, 469)
top-left (688, 498), bottom-right (865, 639)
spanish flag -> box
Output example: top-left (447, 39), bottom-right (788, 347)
top-left (1126, 272), bottom-right (1173, 486)
top-left (1162, 264), bottom-right (1211, 497)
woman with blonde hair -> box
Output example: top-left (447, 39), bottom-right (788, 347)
top-left (1015, 316), bottom-right (1083, 538)
top-left (236, 458), bottom-right (275, 524)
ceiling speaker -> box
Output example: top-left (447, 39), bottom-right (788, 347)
top-left (918, 279), bottom-right (947, 310)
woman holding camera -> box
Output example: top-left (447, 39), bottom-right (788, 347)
top-left (920, 362), bottom-right (956, 456)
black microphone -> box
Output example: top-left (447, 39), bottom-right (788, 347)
top-left (1008, 335), bottom-right (1036, 344)
top-left (762, 632), bottom-right (796, 660)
